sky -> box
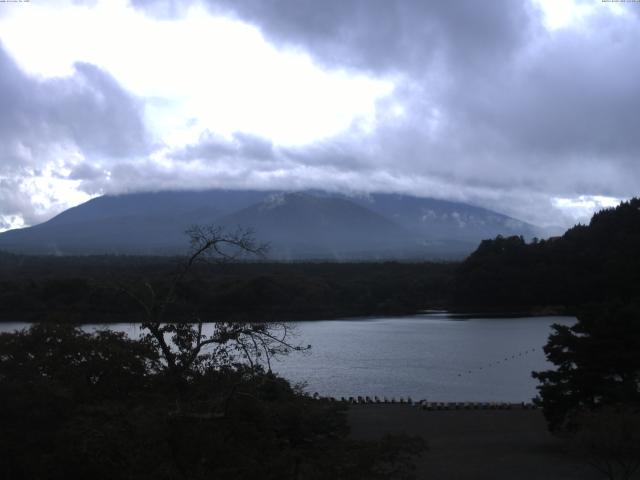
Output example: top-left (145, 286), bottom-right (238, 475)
top-left (0, 0), bottom-right (637, 232)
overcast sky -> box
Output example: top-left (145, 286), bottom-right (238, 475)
top-left (0, 0), bottom-right (637, 231)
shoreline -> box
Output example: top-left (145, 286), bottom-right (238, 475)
top-left (0, 306), bottom-right (575, 325)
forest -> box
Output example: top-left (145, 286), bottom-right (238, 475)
top-left (453, 198), bottom-right (640, 312)
top-left (0, 254), bottom-right (454, 323)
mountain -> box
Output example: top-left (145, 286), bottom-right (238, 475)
top-left (217, 192), bottom-right (417, 259)
top-left (351, 193), bottom-right (538, 242)
top-left (0, 189), bottom-right (538, 259)
top-left (0, 190), bottom-right (273, 255)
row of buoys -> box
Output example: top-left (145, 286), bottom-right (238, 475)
top-left (457, 347), bottom-right (538, 377)
top-left (310, 394), bottom-right (538, 410)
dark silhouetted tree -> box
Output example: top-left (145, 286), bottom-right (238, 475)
top-left (532, 301), bottom-right (640, 432)
top-left (117, 225), bottom-right (308, 382)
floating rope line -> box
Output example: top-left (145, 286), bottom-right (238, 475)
top-left (455, 347), bottom-right (538, 377)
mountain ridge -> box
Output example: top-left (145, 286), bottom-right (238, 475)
top-left (0, 189), bottom-right (540, 259)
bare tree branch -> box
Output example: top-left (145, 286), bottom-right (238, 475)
top-left (115, 224), bottom-right (307, 381)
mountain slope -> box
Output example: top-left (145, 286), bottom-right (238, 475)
top-left (0, 189), bottom-right (538, 258)
top-left (218, 192), bottom-right (417, 259)
top-left (0, 190), bottom-right (274, 254)
top-left (350, 193), bottom-right (539, 243)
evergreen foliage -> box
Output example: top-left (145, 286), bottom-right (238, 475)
top-left (454, 198), bottom-right (640, 310)
top-left (0, 259), bottom-right (454, 322)
top-left (532, 301), bottom-right (640, 431)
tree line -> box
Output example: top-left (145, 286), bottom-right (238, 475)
top-left (453, 198), bottom-right (640, 311)
top-left (0, 253), bottom-right (454, 323)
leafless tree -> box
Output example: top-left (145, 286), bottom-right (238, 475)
top-left (118, 225), bottom-right (308, 380)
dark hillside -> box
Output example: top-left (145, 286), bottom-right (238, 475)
top-left (453, 198), bottom-right (640, 310)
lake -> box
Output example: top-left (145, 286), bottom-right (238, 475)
top-left (273, 314), bottom-right (574, 402)
top-left (0, 314), bottom-right (574, 402)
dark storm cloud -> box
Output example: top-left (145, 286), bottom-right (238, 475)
top-left (0, 43), bottom-right (149, 177)
top-left (49, 62), bottom-right (150, 157)
top-left (133, 0), bottom-right (535, 74)
top-left (37, 1), bottom-right (635, 227)
top-left (130, 1), bottom-right (640, 226)
top-left (433, 9), bottom-right (640, 196)
top-left (204, 0), bottom-right (535, 74)
top-left (506, 27), bottom-right (640, 158)
top-left (206, 2), bottom-right (638, 202)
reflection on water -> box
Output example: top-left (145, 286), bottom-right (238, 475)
top-left (0, 314), bottom-right (574, 402)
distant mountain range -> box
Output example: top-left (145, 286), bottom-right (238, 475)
top-left (0, 189), bottom-right (540, 259)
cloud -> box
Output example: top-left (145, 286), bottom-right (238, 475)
top-left (170, 131), bottom-right (275, 163)
top-left (552, 195), bottom-right (622, 223)
top-left (67, 163), bottom-right (106, 181)
top-left (174, 0), bottom-right (639, 224)
top-left (0, 42), bottom-right (150, 229)
top-left (199, 0), bottom-right (536, 75)
top-left (0, 43), bottom-right (149, 171)
top-left (0, 179), bottom-right (33, 226)
top-left (2, 0), bottom-right (639, 231)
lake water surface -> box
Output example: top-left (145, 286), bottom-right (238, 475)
top-left (1, 314), bottom-right (574, 402)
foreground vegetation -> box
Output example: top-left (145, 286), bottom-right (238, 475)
top-left (533, 301), bottom-right (640, 430)
top-left (0, 229), bottom-right (425, 479)
top-left (0, 324), bottom-right (425, 479)
top-left (531, 301), bottom-right (640, 480)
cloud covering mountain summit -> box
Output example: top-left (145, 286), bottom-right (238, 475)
top-left (0, 0), bottom-right (637, 232)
